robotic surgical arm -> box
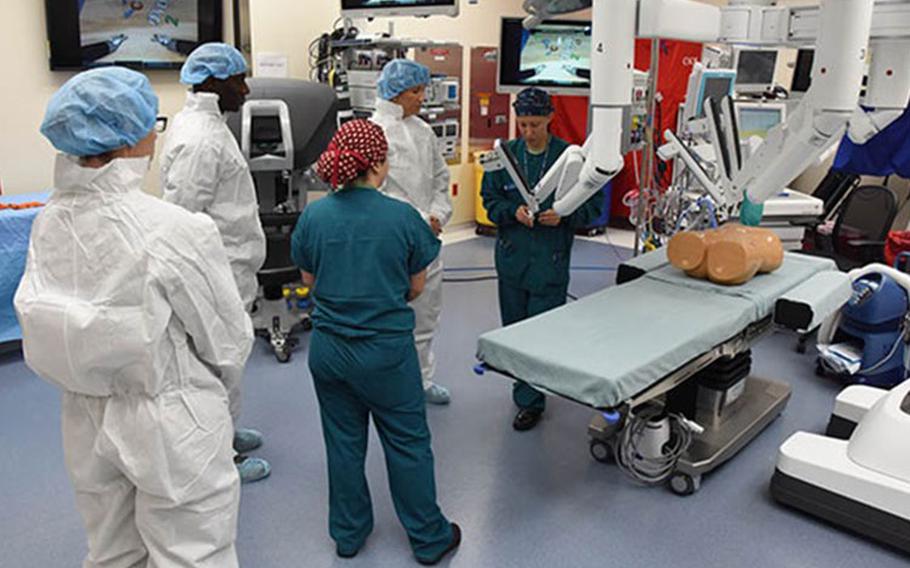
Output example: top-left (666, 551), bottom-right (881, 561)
top-left (485, 0), bottom-right (721, 217)
top-left (732, 0), bottom-right (876, 223)
top-left (493, 0), bottom-right (903, 222)
top-left (506, 0), bottom-right (635, 217)
top-left (846, 37), bottom-right (910, 144)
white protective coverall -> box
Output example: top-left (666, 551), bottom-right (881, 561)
top-left (15, 155), bottom-right (252, 568)
top-left (371, 98), bottom-right (452, 388)
top-left (160, 91), bottom-right (266, 312)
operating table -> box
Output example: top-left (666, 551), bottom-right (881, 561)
top-left (475, 249), bottom-right (852, 494)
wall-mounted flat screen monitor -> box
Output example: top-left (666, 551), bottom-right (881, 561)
top-left (498, 17), bottom-right (592, 96)
top-left (340, 0), bottom-right (459, 18)
top-left (46, 0), bottom-right (223, 70)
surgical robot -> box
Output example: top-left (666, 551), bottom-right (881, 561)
top-left (227, 79), bottom-right (338, 362)
top-left (485, 0), bottom-right (910, 225)
top-left (480, 0), bottom-right (910, 529)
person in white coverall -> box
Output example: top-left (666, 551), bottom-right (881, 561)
top-left (371, 59), bottom-right (453, 405)
top-left (16, 67), bottom-right (247, 568)
top-left (159, 43), bottom-right (270, 483)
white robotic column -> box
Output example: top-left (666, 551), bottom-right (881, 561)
top-left (551, 0), bottom-right (634, 217)
top-left (865, 40), bottom-right (910, 111)
top-left (848, 39), bottom-right (910, 143)
top-left (734, 0), bottom-right (875, 205)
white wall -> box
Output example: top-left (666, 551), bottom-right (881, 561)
top-left (0, 0), bottom-right (234, 197)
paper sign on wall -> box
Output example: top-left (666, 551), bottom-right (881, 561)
top-left (255, 53), bottom-right (288, 78)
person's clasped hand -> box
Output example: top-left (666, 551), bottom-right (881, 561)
top-left (537, 209), bottom-right (561, 227)
top-left (515, 205), bottom-right (535, 228)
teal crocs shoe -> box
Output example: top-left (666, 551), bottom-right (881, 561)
top-left (235, 455), bottom-right (271, 484)
top-left (233, 428), bottom-right (263, 454)
top-left (424, 382), bottom-right (451, 405)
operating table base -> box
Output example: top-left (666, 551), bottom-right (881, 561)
top-left (588, 375), bottom-right (791, 495)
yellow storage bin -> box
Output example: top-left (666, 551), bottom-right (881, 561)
top-left (473, 151), bottom-right (495, 228)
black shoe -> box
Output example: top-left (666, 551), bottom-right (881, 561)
top-left (336, 545), bottom-right (360, 559)
top-left (417, 523), bottom-right (461, 566)
top-left (336, 535), bottom-right (368, 559)
top-left (513, 409), bottom-right (543, 431)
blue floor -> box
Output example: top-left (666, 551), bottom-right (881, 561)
top-left (0, 236), bottom-right (907, 567)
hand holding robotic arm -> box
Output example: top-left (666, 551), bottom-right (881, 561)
top-left (505, 0), bottom-right (721, 218)
top-left (509, 0), bottom-right (634, 217)
top-left (549, 111), bottom-right (627, 216)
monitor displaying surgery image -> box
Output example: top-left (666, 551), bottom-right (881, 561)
top-left (46, 0), bottom-right (222, 69)
top-left (498, 17), bottom-right (591, 94)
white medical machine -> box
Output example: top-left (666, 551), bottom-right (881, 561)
top-left (772, 263), bottom-right (910, 554)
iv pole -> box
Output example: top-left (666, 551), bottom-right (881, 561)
top-left (634, 38), bottom-right (660, 257)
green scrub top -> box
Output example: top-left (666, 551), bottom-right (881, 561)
top-left (291, 186), bottom-right (441, 339)
top-left (481, 136), bottom-right (604, 292)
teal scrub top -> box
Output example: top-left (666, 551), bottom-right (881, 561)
top-left (291, 186), bottom-right (441, 339)
top-left (481, 136), bottom-right (604, 292)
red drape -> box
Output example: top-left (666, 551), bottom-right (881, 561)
top-left (549, 39), bottom-right (703, 221)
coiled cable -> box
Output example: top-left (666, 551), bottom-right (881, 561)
top-left (614, 405), bottom-right (699, 486)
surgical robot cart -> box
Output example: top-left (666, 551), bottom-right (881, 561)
top-left (483, 0), bottom-right (910, 257)
top-left (228, 78), bottom-right (338, 362)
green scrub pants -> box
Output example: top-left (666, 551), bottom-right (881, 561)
top-left (497, 280), bottom-right (568, 413)
top-left (308, 330), bottom-right (453, 561)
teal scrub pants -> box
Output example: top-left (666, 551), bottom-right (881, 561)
top-left (497, 280), bottom-right (568, 413)
top-left (308, 330), bottom-right (453, 561)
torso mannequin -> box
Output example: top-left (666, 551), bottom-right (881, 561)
top-left (668, 224), bottom-right (783, 285)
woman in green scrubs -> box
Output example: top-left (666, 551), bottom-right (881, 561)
top-left (291, 120), bottom-right (460, 565)
top-left (481, 88), bottom-right (604, 432)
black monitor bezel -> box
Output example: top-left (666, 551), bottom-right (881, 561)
top-left (46, 0), bottom-right (223, 71)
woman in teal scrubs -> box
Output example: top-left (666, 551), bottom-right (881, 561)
top-left (291, 120), bottom-right (460, 565)
top-left (481, 88), bottom-right (604, 432)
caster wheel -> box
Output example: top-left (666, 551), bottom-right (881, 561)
top-left (796, 341), bottom-right (807, 355)
top-left (302, 318), bottom-right (313, 332)
top-left (589, 439), bottom-right (614, 464)
top-left (815, 361), bottom-right (826, 377)
top-left (275, 350), bottom-right (291, 364)
top-left (669, 473), bottom-right (701, 496)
